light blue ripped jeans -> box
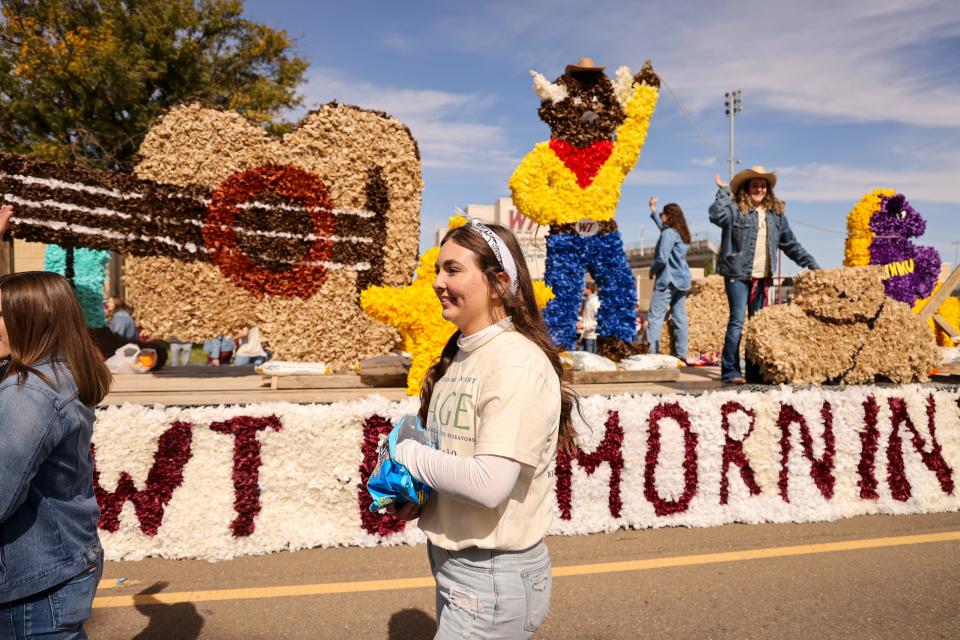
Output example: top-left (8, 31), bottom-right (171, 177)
top-left (428, 539), bottom-right (552, 639)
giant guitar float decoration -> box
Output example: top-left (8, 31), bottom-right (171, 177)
top-left (0, 102), bottom-right (423, 366)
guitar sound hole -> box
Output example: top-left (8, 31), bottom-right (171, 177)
top-left (233, 192), bottom-right (316, 270)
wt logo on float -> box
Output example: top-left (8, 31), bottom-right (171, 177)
top-left (92, 415), bottom-right (282, 538)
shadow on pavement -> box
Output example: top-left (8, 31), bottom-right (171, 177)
top-left (388, 608), bottom-right (436, 639)
top-left (132, 582), bottom-right (204, 640)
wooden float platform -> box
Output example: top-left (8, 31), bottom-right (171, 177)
top-left (101, 365), bottom-right (716, 407)
top-left (932, 363), bottom-right (960, 379)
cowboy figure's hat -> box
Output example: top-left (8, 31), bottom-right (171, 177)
top-left (565, 57), bottom-right (605, 74)
top-left (731, 165), bottom-right (777, 195)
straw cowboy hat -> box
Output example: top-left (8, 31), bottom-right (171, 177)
top-left (730, 165), bottom-right (778, 195)
top-left (565, 57), bottom-right (605, 74)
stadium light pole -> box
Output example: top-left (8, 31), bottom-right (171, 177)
top-left (724, 90), bottom-right (742, 182)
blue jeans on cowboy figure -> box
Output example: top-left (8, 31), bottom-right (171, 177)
top-left (544, 231), bottom-right (638, 350)
top-left (722, 277), bottom-right (768, 382)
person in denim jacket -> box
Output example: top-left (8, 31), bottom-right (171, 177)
top-left (647, 196), bottom-right (692, 360)
top-left (709, 167), bottom-right (819, 383)
top-left (0, 270), bottom-right (111, 639)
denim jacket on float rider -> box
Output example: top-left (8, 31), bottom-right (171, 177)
top-left (708, 187), bottom-right (820, 280)
top-left (649, 212), bottom-right (692, 292)
top-left (0, 360), bottom-right (102, 603)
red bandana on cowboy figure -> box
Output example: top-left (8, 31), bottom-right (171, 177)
top-left (549, 139), bottom-right (614, 188)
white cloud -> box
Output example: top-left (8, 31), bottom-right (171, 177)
top-left (776, 160), bottom-right (960, 204)
top-left (382, 34), bottom-right (412, 51)
top-left (477, 0), bottom-right (960, 128)
top-left (296, 68), bottom-right (514, 172)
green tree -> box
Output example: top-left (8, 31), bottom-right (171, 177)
top-left (0, 0), bottom-right (308, 171)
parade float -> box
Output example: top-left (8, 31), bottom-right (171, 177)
top-left (1, 77), bottom-right (958, 561)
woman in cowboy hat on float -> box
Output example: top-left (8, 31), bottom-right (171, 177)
top-left (709, 166), bottom-right (819, 384)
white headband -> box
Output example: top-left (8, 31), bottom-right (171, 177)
top-left (453, 207), bottom-right (519, 295)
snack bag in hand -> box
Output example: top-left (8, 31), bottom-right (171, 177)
top-left (366, 415), bottom-right (434, 512)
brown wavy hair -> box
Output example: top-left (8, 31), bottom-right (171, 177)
top-left (661, 203), bottom-right (692, 243)
top-left (106, 295), bottom-right (133, 320)
top-left (735, 179), bottom-right (785, 214)
top-left (418, 223), bottom-right (580, 455)
top-left (0, 271), bottom-right (112, 406)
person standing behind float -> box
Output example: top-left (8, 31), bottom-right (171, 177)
top-left (646, 196), bottom-right (692, 360)
top-left (709, 167), bottom-right (819, 384)
top-left (576, 281), bottom-right (600, 353)
top-left (105, 296), bottom-right (137, 341)
top-left (166, 336), bottom-right (193, 367)
top-left (0, 271), bottom-right (111, 639)
top-left (388, 219), bottom-right (579, 639)
top-left (234, 326), bottom-right (268, 366)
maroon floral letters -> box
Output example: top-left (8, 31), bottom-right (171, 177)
top-left (777, 402), bottom-right (836, 502)
top-left (886, 395), bottom-right (954, 501)
top-left (720, 402), bottom-right (762, 504)
top-left (556, 411), bottom-right (624, 520)
top-left (357, 414), bottom-right (407, 536)
top-left (644, 403), bottom-right (699, 516)
top-left (210, 415), bottom-right (283, 537)
top-left (93, 421), bottom-right (194, 536)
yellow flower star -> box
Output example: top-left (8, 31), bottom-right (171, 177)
top-left (361, 216), bottom-right (554, 395)
top-left (361, 246), bottom-right (453, 395)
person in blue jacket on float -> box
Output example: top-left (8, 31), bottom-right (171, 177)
top-left (709, 167), bottom-right (819, 384)
top-left (646, 196), bottom-right (692, 361)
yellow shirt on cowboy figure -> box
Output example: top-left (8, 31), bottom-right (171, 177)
top-left (509, 82), bottom-right (659, 226)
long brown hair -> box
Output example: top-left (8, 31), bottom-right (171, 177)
top-left (661, 203), bottom-right (692, 243)
top-left (418, 223), bottom-right (580, 455)
top-left (735, 180), bottom-right (785, 214)
top-left (0, 271), bottom-right (112, 406)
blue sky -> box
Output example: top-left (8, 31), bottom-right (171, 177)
top-left (244, 0), bottom-right (960, 274)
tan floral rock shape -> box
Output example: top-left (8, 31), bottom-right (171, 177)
top-left (745, 267), bottom-right (939, 384)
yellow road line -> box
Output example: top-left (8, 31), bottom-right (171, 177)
top-left (552, 530), bottom-right (960, 577)
top-left (93, 529), bottom-right (960, 609)
top-left (94, 576), bottom-right (436, 608)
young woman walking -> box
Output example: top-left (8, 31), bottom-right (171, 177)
top-left (390, 219), bottom-right (579, 638)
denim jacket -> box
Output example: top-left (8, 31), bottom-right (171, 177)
top-left (0, 361), bottom-right (102, 603)
top-left (708, 187), bottom-right (819, 279)
top-left (650, 212), bottom-right (692, 291)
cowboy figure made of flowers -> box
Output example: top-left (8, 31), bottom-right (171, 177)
top-left (510, 57), bottom-right (659, 354)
